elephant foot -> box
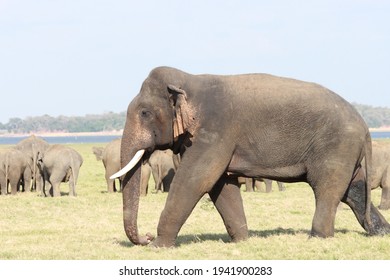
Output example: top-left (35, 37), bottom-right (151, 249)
top-left (366, 204), bottom-right (390, 235)
top-left (150, 235), bottom-right (175, 248)
top-left (230, 228), bottom-right (249, 243)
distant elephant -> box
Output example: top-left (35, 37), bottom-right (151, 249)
top-left (38, 144), bottom-right (83, 197)
top-left (238, 177), bottom-right (285, 192)
top-left (0, 148), bottom-right (32, 195)
top-left (15, 135), bottom-right (49, 192)
top-left (147, 149), bottom-right (176, 193)
top-left (371, 141), bottom-right (390, 210)
top-left (111, 66), bottom-right (390, 247)
top-left (92, 138), bottom-right (151, 195)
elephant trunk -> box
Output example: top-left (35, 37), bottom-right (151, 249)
top-left (120, 140), bottom-right (154, 246)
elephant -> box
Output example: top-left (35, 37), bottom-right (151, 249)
top-left (111, 66), bottom-right (390, 247)
top-left (38, 144), bottom-right (83, 197)
top-left (238, 177), bottom-right (285, 192)
top-left (0, 148), bottom-right (32, 195)
top-left (15, 135), bottom-right (49, 192)
top-left (371, 141), bottom-right (390, 210)
top-left (147, 149), bottom-right (176, 193)
top-left (92, 138), bottom-right (151, 195)
top-left (93, 138), bottom-right (123, 193)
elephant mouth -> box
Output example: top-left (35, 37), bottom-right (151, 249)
top-left (110, 149), bottom-right (145, 179)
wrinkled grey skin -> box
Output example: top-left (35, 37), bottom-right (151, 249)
top-left (238, 177), bottom-right (285, 192)
top-left (147, 149), bottom-right (176, 193)
top-left (92, 138), bottom-right (151, 195)
top-left (371, 141), bottom-right (390, 210)
top-left (0, 149), bottom-right (32, 195)
top-left (15, 135), bottom-right (49, 192)
top-left (119, 66), bottom-right (390, 247)
top-left (38, 144), bottom-right (83, 197)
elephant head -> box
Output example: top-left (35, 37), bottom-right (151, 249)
top-left (111, 67), bottom-right (197, 245)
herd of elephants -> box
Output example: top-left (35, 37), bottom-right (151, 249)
top-left (1, 66), bottom-right (390, 247)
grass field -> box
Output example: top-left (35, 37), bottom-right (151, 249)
top-left (1, 142), bottom-right (390, 260)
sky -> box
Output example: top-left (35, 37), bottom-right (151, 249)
top-left (0, 0), bottom-right (389, 123)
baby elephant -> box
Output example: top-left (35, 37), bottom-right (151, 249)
top-left (38, 145), bottom-right (83, 197)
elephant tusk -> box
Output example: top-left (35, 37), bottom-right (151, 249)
top-left (110, 149), bottom-right (145, 179)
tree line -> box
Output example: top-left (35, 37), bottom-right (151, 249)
top-left (352, 103), bottom-right (390, 128)
top-left (0, 112), bottom-right (126, 134)
top-left (0, 103), bottom-right (389, 134)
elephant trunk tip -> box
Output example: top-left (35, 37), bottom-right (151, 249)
top-left (129, 232), bottom-right (155, 246)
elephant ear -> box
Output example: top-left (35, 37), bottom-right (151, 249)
top-left (167, 84), bottom-right (194, 140)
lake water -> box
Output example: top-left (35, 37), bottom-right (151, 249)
top-left (0, 131), bottom-right (389, 145)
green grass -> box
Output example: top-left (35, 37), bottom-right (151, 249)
top-left (1, 143), bottom-right (390, 260)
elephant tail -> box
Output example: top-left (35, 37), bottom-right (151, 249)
top-left (70, 153), bottom-right (77, 183)
top-left (364, 132), bottom-right (373, 228)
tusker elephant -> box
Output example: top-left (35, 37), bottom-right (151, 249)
top-left (371, 141), bottom-right (390, 210)
top-left (0, 148), bottom-right (32, 195)
top-left (111, 66), bottom-right (390, 247)
top-left (238, 177), bottom-right (285, 193)
top-left (38, 144), bottom-right (83, 197)
top-left (15, 135), bottom-right (49, 192)
top-left (147, 149), bottom-right (176, 193)
top-left (92, 138), bottom-right (151, 195)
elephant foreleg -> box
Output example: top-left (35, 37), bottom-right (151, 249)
top-left (106, 175), bottom-right (115, 193)
top-left (152, 142), bottom-right (234, 247)
top-left (209, 175), bottom-right (248, 242)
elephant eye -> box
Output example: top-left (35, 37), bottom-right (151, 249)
top-left (140, 109), bottom-right (152, 119)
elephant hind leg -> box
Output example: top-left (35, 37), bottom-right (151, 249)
top-left (9, 178), bottom-right (20, 195)
top-left (309, 167), bottom-right (354, 237)
top-left (311, 193), bottom-right (340, 237)
top-left (69, 176), bottom-right (76, 196)
top-left (209, 175), bottom-right (248, 242)
top-left (277, 181), bottom-right (286, 191)
top-left (342, 167), bottom-right (390, 234)
top-left (264, 179), bottom-right (273, 193)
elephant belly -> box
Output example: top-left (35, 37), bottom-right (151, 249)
top-left (227, 155), bottom-right (307, 183)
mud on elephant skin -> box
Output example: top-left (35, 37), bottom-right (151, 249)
top-left (111, 66), bottom-right (390, 247)
top-left (38, 144), bottom-right (83, 197)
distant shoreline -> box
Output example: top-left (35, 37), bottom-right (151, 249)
top-left (369, 127), bottom-right (390, 132)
